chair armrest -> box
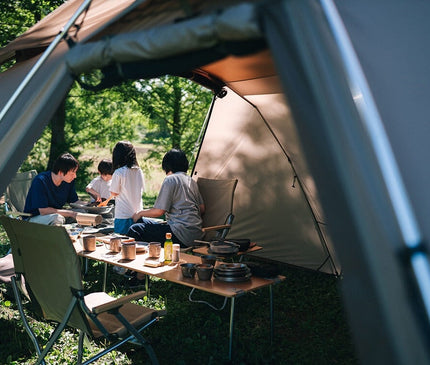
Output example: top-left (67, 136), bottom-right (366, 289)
top-left (202, 224), bottom-right (231, 233)
top-left (92, 290), bottom-right (146, 314)
top-left (7, 211), bottom-right (32, 217)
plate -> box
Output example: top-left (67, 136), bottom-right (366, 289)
top-left (214, 273), bottom-right (252, 282)
top-left (214, 268), bottom-right (251, 277)
top-left (135, 241), bottom-right (148, 253)
top-left (217, 263), bottom-right (248, 271)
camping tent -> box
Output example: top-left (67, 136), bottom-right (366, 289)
top-left (1, 0), bottom-right (430, 363)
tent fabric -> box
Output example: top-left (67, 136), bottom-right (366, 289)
top-left (262, 0), bottom-right (430, 363)
top-left (2, 0), bottom-right (430, 362)
top-left (193, 88), bottom-right (339, 273)
top-left (66, 3), bottom-right (262, 75)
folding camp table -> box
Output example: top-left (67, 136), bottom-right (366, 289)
top-left (74, 238), bottom-right (285, 361)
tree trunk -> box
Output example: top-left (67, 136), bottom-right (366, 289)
top-left (47, 98), bottom-right (67, 170)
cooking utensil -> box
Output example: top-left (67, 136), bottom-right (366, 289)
top-left (209, 240), bottom-right (239, 254)
top-left (98, 194), bottom-right (114, 207)
top-left (70, 202), bottom-right (113, 214)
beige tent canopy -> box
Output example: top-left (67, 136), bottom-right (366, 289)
top-left (2, 0), bottom-right (430, 363)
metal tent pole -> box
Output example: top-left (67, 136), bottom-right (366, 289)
top-left (0, 0), bottom-right (93, 122)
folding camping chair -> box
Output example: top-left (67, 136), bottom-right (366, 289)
top-left (4, 169), bottom-right (37, 217)
top-left (0, 170), bottom-right (37, 283)
top-left (194, 177), bottom-right (238, 245)
top-left (0, 215), bottom-right (165, 365)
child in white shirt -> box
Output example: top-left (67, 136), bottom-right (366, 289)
top-left (110, 141), bottom-right (145, 234)
top-left (86, 159), bottom-right (113, 203)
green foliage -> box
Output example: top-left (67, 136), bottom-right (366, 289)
top-left (114, 75), bottom-right (213, 160)
top-left (66, 82), bottom-right (143, 150)
top-left (0, 0), bottom-right (65, 71)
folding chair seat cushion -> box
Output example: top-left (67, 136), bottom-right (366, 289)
top-left (84, 292), bottom-right (160, 338)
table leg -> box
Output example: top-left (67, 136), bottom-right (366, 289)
top-left (145, 274), bottom-right (150, 296)
top-left (229, 297), bottom-right (235, 360)
top-left (270, 284), bottom-right (273, 346)
top-left (103, 262), bottom-right (108, 292)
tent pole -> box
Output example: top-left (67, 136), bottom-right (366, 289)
top-left (321, 0), bottom-right (430, 324)
top-left (0, 0), bottom-right (93, 123)
top-left (190, 94), bottom-right (216, 172)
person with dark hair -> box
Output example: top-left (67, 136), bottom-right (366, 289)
top-left (86, 159), bottom-right (113, 202)
top-left (127, 148), bottom-right (205, 247)
top-left (110, 141), bottom-right (145, 234)
top-left (24, 152), bottom-right (82, 225)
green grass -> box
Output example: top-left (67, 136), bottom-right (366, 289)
top-left (0, 228), bottom-right (358, 364)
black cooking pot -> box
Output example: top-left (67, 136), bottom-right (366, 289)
top-left (228, 238), bottom-right (251, 252)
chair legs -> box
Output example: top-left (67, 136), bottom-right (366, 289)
top-left (11, 276), bottom-right (44, 363)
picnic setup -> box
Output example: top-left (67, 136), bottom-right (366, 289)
top-left (2, 0), bottom-right (430, 364)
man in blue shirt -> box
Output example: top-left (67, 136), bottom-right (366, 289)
top-left (24, 152), bottom-right (82, 225)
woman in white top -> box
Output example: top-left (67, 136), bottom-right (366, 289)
top-left (110, 141), bottom-right (145, 234)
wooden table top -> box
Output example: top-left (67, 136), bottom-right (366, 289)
top-left (74, 237), bottom-right (284, 298)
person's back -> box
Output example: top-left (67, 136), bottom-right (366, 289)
top-left (127, 148), bottom-right (205, 247)
top-left (112, 165), bottom-right (144, 218)
top-left (155, 172), bottom-right (203, 244)
top-left (110, 141), bottom-right (145, 234)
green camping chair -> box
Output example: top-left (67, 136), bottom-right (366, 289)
top-left (0, 216), bottom-right (165, 365)
top-left (4, 169), bottom-right (37, 217)
top-left (195, 177), bottom-right (238, 245)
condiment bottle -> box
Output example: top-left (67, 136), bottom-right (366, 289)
top-left (164, 232), bottom-right (173, 264)
top-left (172, 243), bottom-right (180, 263)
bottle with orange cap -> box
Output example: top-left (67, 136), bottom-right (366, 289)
top-left (164, 232), bottom-right (173, 264)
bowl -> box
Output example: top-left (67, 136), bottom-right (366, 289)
top-left (196, 264), bottom-right (214, 281)
top-left (201, 254), bottom-right (217, 266)
top-left (181, 263), bottom-right (197, 278)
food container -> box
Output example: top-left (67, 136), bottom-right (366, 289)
top-left (181, 263), bottom-right (197, 278)
top-left (196, 264), bottom-right (214, 281)
top-left (201, 254), bottom-right (216, 266)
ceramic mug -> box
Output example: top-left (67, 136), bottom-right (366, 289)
top-left (82, 235), bottom-right (96, 252)
top-left (109, 237), bottom-right (122, 253)
top-left (148, 242), bottom-right (161, 258)
top-left (121, 242), bottom-right (136, 260)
